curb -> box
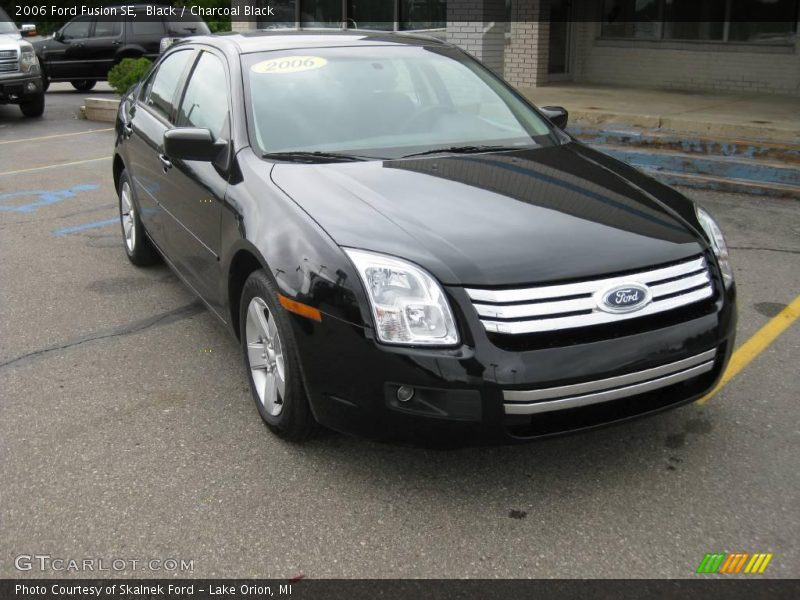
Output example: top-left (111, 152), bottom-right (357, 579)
top-left (81, 97), bottom-right (120, 123)
top-left (567, 109), bottom-right (800, 146)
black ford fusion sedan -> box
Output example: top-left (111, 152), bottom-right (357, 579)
top-left (113, 31), bottom-right (736, 444)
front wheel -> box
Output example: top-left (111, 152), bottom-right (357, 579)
top-left (240, 270), bottom-right (317, 442)
top-left (19, 94), bottom-right (45, 117)
top-left (118, 169), bottom-right (159, 266)
top-left (71, 80), bottom-right (96, 92)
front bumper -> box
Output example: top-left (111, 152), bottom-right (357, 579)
top-left (0, 73), bottom-right (43, 104)
top-left (289, 281), bottom-right (736, 445)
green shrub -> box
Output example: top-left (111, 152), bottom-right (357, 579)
top-left (108, 58), bottom-right (153, 95)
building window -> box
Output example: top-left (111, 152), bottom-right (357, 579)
top-left (399, 0), bottom-right (446, 30)
top-left (601, 0), bottom-right (799, 44)
top-left (300, 0), bottom-right (342, 28)
top-left (257, 0), bottom-right (446, 31)
top-left (729, 0), bottom-right (799, 43)
top-left (349, 0), bottom-right (395, 30)
top-left (265, 0), bottom-right (298, 28)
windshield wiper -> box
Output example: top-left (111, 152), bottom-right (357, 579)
top-left (400, 144), bottom-right (531, 159)
top-left (261, 151), bottom-right (373, 163)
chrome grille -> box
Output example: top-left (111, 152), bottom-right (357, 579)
top-left (466, 255), bottom-right (714, 335)
top-left (503, 348), bottom-right (717, 415)
top-left (0, 49), bottom-right (18, 73)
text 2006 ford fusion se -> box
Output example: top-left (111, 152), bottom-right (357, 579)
top-left (113, 31), bottom-right (736, 444)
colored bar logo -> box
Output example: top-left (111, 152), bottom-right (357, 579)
top-left (696, 552), bottom-right (773, 574)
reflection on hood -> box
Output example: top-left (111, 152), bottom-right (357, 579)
top-left (385, 147), bottom-right (689, 244)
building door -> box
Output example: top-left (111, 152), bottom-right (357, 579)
top-left (548, 0), bottom-right (573, 80)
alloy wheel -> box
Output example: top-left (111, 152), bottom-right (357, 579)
top-left (120, 181), bottom-right (136, 253)
top-left (245, 297), bottom-right (286, 416)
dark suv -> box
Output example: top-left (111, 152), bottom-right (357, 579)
top-left (33, 4), bottom-right (209, 91)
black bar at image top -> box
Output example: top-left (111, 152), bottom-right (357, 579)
top-left (2, 0), bottom-right (799, 24)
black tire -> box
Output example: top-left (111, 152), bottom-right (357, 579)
top-left (117, 169), bottom-right (160, 266)
top-left (71, 80), bottom-right (96, 92)
top-left (19, 94), bottom-right (45, 118)
top-left (240, 270), bottom-right (318, 442)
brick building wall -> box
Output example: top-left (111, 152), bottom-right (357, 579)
top-left (571, 22), bottom-right (800, 97)
top-left (504, 1), bottom-right (549, 88)
top-left (445, 0), bottom-right (506, 75)
top-left (230, 0), bottom-right (252, 32)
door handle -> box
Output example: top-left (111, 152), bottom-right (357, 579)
top-left (122, 122), bottom-right (133, 138)
top-left (159, 154), bottom-right (172, 171)
top-left (112, 40), bottom-right (122, 46)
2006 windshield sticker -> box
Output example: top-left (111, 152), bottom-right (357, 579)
top-left (251, 56), bottom-right (328, 75)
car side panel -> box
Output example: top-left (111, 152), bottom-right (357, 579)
top-left (126, 103), bottom-right (170, 248)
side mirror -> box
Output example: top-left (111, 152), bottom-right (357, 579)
top-left (21, 24), bottom-right (37, 37)
top-left (53, 30), bottom-right (63, 41)
top-left (163, 128), bottom-right (227, 162)
top-left (541, 106), bottom-right (569, 129)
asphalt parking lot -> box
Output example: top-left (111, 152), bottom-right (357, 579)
top-left (1, 86), bottom-right (798, 579)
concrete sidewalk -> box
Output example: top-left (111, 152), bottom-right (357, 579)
top-left (521, 83), bottom-right (800, 145)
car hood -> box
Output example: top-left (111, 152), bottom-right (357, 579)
top-left (0, 32), bottom-right (21, 48)
top-left (270, 143), bottom-right (705, 286)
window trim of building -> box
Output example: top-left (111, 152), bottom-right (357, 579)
top-left (594, 38), bottom-right (797, 55)
top-left (257, 0), bottom-right (447, 33)
top-left (597, 0), bottom-right (799, 48)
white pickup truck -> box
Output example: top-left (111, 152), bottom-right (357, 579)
top-left (0, 8), bottom-right (44, 117)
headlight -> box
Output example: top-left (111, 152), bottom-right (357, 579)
top-left (695, 206), bottom-right (733, 288)
top-left (19, 46), bottom-right (39, 74)
top-left (344, 248), bottom-right (459, 346)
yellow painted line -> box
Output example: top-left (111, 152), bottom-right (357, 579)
top-left (697, 294), bottom-right (800, 405)
top-left (758, 553), bottom-right (773, 574)
top-left (0, 128), bottom-right (114, 145)
top-left (0, 156), bottom-right (111, 177)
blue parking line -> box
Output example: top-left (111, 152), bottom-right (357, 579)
top-left (0, 184), bottom-right (99, 213)
top-left (52, 218), bottom-right (118, 236)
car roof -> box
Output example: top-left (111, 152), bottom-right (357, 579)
top-left (179, 30), bottom-right (448, 54)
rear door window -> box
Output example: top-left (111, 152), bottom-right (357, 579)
top-left (130, 15), bottom-right (166, 36)
top-left (93, 21), bottom-right (122, 38)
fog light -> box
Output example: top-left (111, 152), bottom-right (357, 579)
top-left (396, 386), bottom-right (415, 403)
top-left (25, 82), bottom-right (37, 93)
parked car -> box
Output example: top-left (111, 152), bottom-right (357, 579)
top-left (113, 31), bottom-right (736, 444)
top-left (0, 8), bottom-right (45, 117)
top-left (33, 4), bottom-right (210, 91)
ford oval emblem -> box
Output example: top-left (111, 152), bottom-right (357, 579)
top-left (596, 282), bottom-right (651, 314)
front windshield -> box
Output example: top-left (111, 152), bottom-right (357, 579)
top-left (0, 10), bottom-right (19, 34)
top-left (243, 44), bottom-right (556, 159)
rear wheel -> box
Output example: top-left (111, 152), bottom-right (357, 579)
top-left (71, 80), bottom-right (96, 91)
top-left (240, 270), bottom-right (317, 442)
top-left (118, 169), bottom-right (159, 266)
top-left (19, 94), bottom-right (45, 117)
